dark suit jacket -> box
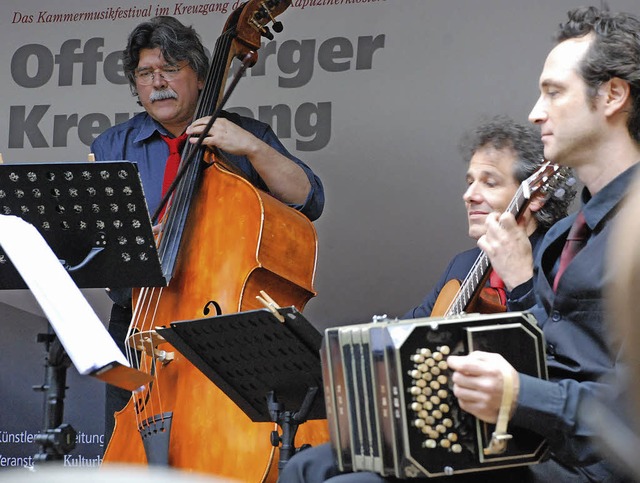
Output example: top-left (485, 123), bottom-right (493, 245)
top-left (404, 231), bottom-right (544, 320)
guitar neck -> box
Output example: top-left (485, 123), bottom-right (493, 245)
top-left (444, 252), bottom-right (491, 316)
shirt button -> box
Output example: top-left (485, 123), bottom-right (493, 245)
top-left (551, 311), bottom-right (561, 322)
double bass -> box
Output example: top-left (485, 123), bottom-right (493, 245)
top-left (103, 1), bottom-right (328, 480)
top-left (431, 161), bottom-right (572, 317)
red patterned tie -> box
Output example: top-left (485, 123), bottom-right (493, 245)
top-left (160, 132), bottom-right (188, 196)
top-left (553, 211), bottom-right (589, 292)
top-left (488, 269), bottom-right (507, 305)
top-left (158, 133), bottom-right (188, 220)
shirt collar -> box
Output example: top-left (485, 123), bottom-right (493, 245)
top-left (581, 163), bottom-right (639, 231)
top-left (133, 112), bottom-right (172, 144)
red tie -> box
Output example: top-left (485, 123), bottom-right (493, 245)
top-left (157, 133), bottom-right (188, 221)
top-left (488, 269), bottom-right (507, 305)
top-left (160, 132), bottom-right (188, 196)
top-left (553, 211), bottom-right (589, 292)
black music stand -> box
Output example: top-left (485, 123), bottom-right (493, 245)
top-left (0, 161), bottom-right (165, 289)
top-left (157, 306), bottom-right (326, 470)
top-left (0, 161), bottom-right (163, 463)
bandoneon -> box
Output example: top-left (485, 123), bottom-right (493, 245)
top-left (321, 311), bottom-right (548, 478)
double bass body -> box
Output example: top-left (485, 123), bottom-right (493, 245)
top-left (104, 163), bottom-right (328, 480)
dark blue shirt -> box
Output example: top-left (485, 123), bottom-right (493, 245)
top-left (507, 164), bottom-right (639, 481)
top-left (90, 111), bottom-right (324, 221)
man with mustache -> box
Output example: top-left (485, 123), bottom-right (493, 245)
top-left (90, 15), bottom-right (324, 444)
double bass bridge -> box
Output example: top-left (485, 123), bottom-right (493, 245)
top-left (128, 329), bottom-right (175, 364)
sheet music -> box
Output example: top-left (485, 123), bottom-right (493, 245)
top-left (0, 214), bottom-right (129, 374)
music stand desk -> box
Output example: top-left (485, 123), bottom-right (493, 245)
top-left (158, 306), bottom-right (326, 470)
top-left (158, 306), bottom-right (326, 423)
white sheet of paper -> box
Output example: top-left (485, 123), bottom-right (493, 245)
top-left (0, 214), bottom-right (129, 374)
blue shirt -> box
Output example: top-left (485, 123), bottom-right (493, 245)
top-left (90, 111), bottom-right (324, 221)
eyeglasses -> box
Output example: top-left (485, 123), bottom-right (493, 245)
top-left (134, 64), bottom-right (187, 85)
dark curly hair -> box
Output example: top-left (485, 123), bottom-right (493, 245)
top-left (122, 16), bottom-right (209, 98)
top-left (556, 5), bottom-right (640, 143)
top-left (459, 115), bottom-right (576, 229)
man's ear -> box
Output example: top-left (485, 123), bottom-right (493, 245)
top-left (602, 77), bottom-right (631, 117)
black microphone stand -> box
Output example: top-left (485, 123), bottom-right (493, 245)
top-left (32, 328), bottom-right (77, 463)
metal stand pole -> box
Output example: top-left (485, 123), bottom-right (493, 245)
top-left (32, 329), bottom-right (76, 463)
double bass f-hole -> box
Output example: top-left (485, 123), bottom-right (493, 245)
top-left (203, 300), bottom-right (222, 316)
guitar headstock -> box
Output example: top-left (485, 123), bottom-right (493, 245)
top-left (524, 161), bottom-right (575, 201)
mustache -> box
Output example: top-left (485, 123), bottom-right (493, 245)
top-left (149, 88), bottom-right (178, 102)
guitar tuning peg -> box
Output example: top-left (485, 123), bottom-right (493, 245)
top-left (553, 187), bottom-right (566, 199)
top-left (272, 20), bottom-right (283, 33)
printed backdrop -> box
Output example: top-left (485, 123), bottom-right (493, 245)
top-left (1, 0), bottom-right (638, 470)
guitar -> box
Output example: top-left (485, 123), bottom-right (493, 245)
top-left (431, 161), bottom-right (573, 317)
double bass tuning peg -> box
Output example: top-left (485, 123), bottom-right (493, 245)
top-left (258, 21), bottom-right (283, 40)
top-left (261, 26), bottom-right (274, 40)
top-left (254, 4), bottom-right (283, 39)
